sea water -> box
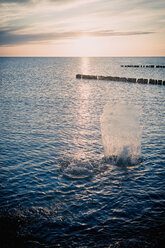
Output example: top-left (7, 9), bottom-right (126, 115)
top-left (0, 57), bottom-right (165, 247)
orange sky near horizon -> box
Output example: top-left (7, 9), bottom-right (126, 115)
top-left (0, 0), bottom-right (164, 57)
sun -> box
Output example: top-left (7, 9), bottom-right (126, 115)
top-left (79, 35), bottom-right (90, 43)
top-left (74, 35), bottom-right (97, 57)
top-left (76, 35), bottom-right (91, 50)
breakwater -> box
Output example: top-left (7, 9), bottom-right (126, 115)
top-left (121, 65), bottom-right (165, 68)
top-left (76, 74), bottom-right (165, 85)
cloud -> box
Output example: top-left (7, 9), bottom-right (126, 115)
top-left (0, 27), bottom-right (154, 46)
top-left (0, 0), bottom-right (76, 4)
top-left (49, 0), bottom-right (76, 2)
top-left (0, 0), bottom-right (30, 3)
top-left (91, 30), bottom-right (154, 36)
top-left (0, 27), bottom-right (77, 45)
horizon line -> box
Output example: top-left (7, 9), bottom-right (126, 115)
top-left (0, 56), bottom-right (165, 58)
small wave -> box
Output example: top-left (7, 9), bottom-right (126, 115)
top-left (64, 166), bottom-right (92, 179)
top-left (62, 161), bottom-right (93, 180)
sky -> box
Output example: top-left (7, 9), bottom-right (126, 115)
top-left (0, 0), bottom-right (165, 56)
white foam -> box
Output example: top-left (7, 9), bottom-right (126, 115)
top-left (63, 162), bottom-right (93, 179)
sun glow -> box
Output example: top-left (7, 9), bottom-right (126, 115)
top-left (78, 35), bottom-right (90, 45)
top-left (74, 35), bottom-right (98, 57)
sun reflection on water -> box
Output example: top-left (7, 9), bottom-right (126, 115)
top-left (73, 70), bottom-right (92, 159)
top-left (81, 57), bottom-right (90, 75)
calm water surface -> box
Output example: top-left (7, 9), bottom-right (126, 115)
top-left (0, 57), bottom-right (165, 247)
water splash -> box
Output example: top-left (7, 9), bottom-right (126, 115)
top-left (101, 103), bottom-right (141, 166)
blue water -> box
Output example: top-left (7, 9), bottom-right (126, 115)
top-left (0, 57), bottom-right (165, 247)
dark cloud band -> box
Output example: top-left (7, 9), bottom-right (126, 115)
top-left (0, 0), bottom-right (75, 3)
top-left (0, 28), bottom-right (154, 46)
top-left (0, 0), bottom-right (30, 3)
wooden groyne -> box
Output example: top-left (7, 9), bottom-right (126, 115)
top-left (76, 74), bottom-right (165, 85)
top-left (121, 65), bottom-right (165, 68)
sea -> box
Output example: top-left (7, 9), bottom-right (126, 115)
top-left (0, 57), bottom-right (165, 248)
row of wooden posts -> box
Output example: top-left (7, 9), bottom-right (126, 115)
top-left (121, 65), bottom-right (165, 68)
top-left (76, 74), bottom-right (165, 85)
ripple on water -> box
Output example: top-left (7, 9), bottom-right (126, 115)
top-left (62, 161), bottom-right (94, 180)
